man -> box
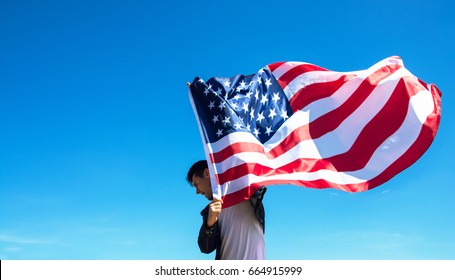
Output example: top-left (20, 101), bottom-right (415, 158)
top-left (186, 160), bottom-right (266, 260)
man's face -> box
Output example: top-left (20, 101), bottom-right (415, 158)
top-left (191, 168), bottom-right (213, 201)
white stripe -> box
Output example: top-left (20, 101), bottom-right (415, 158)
top-left (208, 110), bottom-right (311, 154)
top-left (362, 56), bottom-right (404, 74)
top-left (209, 131), bottom-right (261, 153)
top-left (269, 61), bottom-right (308, 79)
top-left (219, 170), bottom-right (367, 196)
top-left (212, 135), bottom-right (321, 174)
top-left (282, 71), bottom-right (346, 101)
top-left (297, 75), bottom-right (363, 120)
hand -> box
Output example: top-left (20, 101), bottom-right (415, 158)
top-left (206, 198), bottom-right (223, 228)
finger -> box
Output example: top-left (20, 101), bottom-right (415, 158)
top-left (210, 203), bottom-right (222, 211)
top-left (212, 198), bottom-right (224, 204)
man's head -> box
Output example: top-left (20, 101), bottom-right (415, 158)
top-left (186, 160), bottom-right (213, 200)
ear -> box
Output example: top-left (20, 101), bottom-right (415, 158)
top-left (204, 168), bottom-right (210, 178)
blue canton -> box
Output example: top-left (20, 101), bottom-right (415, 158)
top-left (190, 68), bottom-right (292, 144)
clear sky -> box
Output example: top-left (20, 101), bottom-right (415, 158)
top-left (0, 0), bottom-right (453, 260)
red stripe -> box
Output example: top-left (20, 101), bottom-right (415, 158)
top-left (431, 84), bottom-right (443, 98)
top-left (289, 74), bottom-right (355, 111)
top-left (275, 63), bottom-right (328, 89)
top-left (212, 142), bottom-right (266, 163)
top-left (211, 121), bottom-right (312, 164)
top-left (221, 178), bottom-right (371, 208)
top-left (216, 159), bottom-right (332, 185)
top-left (267, 62), bottom-right (286, 72)
top-left (220, 185), bottom-right (261, 209)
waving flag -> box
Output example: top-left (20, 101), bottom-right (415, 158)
top-left (188, 56), bottom-right (442, 208)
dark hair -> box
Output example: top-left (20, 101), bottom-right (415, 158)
top-left (186, 160), bottom-right (208, 185)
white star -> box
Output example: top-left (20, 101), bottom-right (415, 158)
top-left (222, 116), bottom-right (231, 126)
top-left (223, 80), bottom-right (231, 88)
top-left (239, 80), bottom-right (246, 89)
top-left (281, 109), bottom-right (289, 120)
top-left (254, 89), bottom-right (260, 100)
top-left (265, 78), bottom-right (272, 88)
top-left (233, 95), bottom-right (241, 101)
top-left (236, 86), bottom-right (242, 92)
top-left (257, 111), bottom-right (265, 123)
top-left (198, 78), bottom-right (204, 83)
top-left (208, 101), bottom-right (215, 110)
top-left (246, 90), bottom-right (253, 98)
top-left (216, 88), bottom-right (223, 96)
top-left (256, 76), bottom-right (262, 84)
top-left (265, 126), bottom-right (273, 136)
top-left (218, 101), bottom-right (226, 110)
top-left (246, 123), bottom-right (251, 131)
top-left (234, 122), bottom-right (242, 130)
top-left (204, 84), bottom-right (213, 95)
top-left (268, 108), bottom-right (277, 120)
top-left (253, 128), bottom-right (260, 138)
top-left (258, 68), bottom-right (265, 74)
top-left (212, 115), bottom-right (219, 123)
top-left (216, 129), bottom-right (223, 137)
top-left (249, 108), bottom-right (255, 119)
top-left (242, 103), bottom-right (249, 113)
top-left (272, 92), bottom-right (280, 103)
top-left (231, 102), bottom-right (239, 110)
top-left (260, 94), bottom-right (268, 105)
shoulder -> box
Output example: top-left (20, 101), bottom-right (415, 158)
top-left (251, 187), bottom-right (267, 199)
top-left (200, 204), bottom-right (210, 216)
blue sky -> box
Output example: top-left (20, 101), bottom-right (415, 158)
top-left (0, 0), bottom-right (453, 260)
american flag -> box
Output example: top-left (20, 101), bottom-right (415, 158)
top-left (188, 56), bottom-right (442, 208)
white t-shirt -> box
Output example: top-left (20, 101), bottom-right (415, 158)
top-left (218, 200), bottom-right (265, 260)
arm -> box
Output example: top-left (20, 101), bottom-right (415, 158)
top-left (197, 199), bottom-right (222, 254)
top-left (197, 217), bottom-right (219, 253)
